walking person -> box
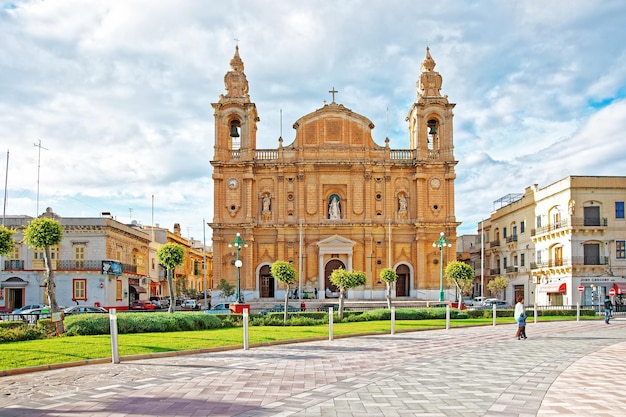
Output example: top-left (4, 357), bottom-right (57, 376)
top-left (514, 296), bottom-right (527, 340)
top-left (604, 294), bottom-right (613, 324)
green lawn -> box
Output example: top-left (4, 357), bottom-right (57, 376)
top-left (1, 316), bottom-right (594, 372)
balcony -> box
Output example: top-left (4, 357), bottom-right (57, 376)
top-left (505, 235), bottom-right (518, 244)
top-left (490, 240), bottom-right (500, 248)
top-left (531, 219), bottom-right (569, 237)
top-left (3, 260), bottom-right (25, 270)
top-left (489, 268), bottom-right (501, 275)
top-left (530, 256), bottom-right (609, 269)
top-left (531, 217), bottom-right (608, 237)
top-left (6, 259), bottom-right (140, 275)
top-left (505, 266), bottom-right (518, 273)
top-left (571, 217), bottom-right (608, 227)
top-left (572, 256), bottom-right (609, 266)
top-left (531, 258), bottom-right (571, 269)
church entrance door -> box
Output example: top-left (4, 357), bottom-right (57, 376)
top-left (324, 259), bottom-right (345, 296)
top-left (260, 265), bottom-right (274, 298)
top-left (395, 264), bottom-right (410, 297)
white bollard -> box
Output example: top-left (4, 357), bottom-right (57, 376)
top-left (243, 308), bottom-right (249, 350)
top-left (534, 304), bottom-right (538, 324)
top-left (492, 303), bottom-right (497, 326)
top-left (446, 305), bottom-right (450, 330)
top-left (109, 308), bottom-right (119, 364)
top-left (576, 303), bottom-right (580, 322)
top-left (391, 307), bottom-right (396, 335)
top-left (329, 307), bottom-right (334, 341)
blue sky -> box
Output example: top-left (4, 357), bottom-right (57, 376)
top-left (1, 0), bottom-right (625, 240)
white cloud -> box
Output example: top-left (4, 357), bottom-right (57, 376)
top-left (1, 0), bottom-right (625, 239)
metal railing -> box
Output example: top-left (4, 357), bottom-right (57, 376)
top-left (3, 260), bottom-right (24, 270)
top-left (3, 259), bottom-right (138, 274)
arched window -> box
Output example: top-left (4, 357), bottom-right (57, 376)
top-left (229, 120), bottom-right (241, 150)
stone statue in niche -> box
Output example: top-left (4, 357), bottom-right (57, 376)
top-left (329, 196), bottom-right (341, 220)
top-left (261, 194), bottom-right (272, 221)
top-left (398, 195), bottom-right (407, 212)
top-left (398, 194), bottom-right (408, 220)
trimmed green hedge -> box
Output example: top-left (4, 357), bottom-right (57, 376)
top-left (0, 307), bottom-right (599, 341)
top-left (0, 321), bottom-right (47, 343)
top-left (63, 312), bottom-right (223, 336)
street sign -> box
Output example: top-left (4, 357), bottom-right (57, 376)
top-left (609, 288), bottom-right (616, 297)
top-left (578, 285), bottom-right (584, 293)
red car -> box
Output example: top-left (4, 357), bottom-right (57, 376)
top-left (131, 300), bottom-right (156, 311)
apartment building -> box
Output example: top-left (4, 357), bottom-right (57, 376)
top-left (477, 176), bottom-right (626, 307)
top-left (148, 223), bottom-right (212, 300)
top-left (0, 209), bottom-right (213, 312)
top-left (0, 208), bottom-right (151, 312)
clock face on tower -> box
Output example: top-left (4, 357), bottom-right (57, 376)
top-left (227, 178), bottom-right (239, 189)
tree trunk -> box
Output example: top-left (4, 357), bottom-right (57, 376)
top-left (167, 268), bottom-right (176, 313)
top-left (44, 245), bottom-right (64, 333)
top-left (338, 288), bottom-right (345, 320)
top-left (283, 285), bottom-right (289, 323)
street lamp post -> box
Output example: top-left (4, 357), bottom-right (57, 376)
top-left (228, 232), bottom-right (248, 304)
top-left (433, 232), bottom-right (452, 302)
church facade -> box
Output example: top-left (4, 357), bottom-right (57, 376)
top-left (210, 47), bottom-right (459, 301)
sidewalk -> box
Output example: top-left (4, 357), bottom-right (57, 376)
top-left (1, 319), bottom-right (625, 416)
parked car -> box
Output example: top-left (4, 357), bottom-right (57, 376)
top-left (472, 296), bottom-right (487, 306)
top-left (259, 304), bottom-right (299, 315)
top-left (204, 303), bottom-right (230, 314)
top-left (211, 303), bottom-right (230, 311)
top-left (20, 307), bottom-right (51, 324)
top-left (478, 299), bottom-right (511, 309)
top-left (462, 297), bottom-right (474, 306)
top-left (12, 304), bottom-right (47, 314)
top-left (149, 296), bottom-right (170, 309)
top-left (131, 300), bottom-right (156, 311)
top-left (63, 305), bottom-right (108, 315)
top-left (181, 299), bottom-right (200, 310)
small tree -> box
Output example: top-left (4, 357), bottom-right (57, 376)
top-left (445, 261), bottom-right (474, 309)
top-left (157, 243), bottom-right (185, 313)
top-left (379, 268), bottom-right (397, 309)
top-left (0, 226), bottom-right (15, 302)
top-left (23, 218), bottom-right (64, 331)
top-left (216, 278), bottom-right (235, 301)
top-left (271, 260), bottom-right (297, 323)
top-left (0, 225), bottom-right (16, 257)
top-left (330, 268), bottom-right (366, 319)
top-left (487, 275), bottom-right (509, 300)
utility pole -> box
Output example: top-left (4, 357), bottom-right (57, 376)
top-left (33, 140), bottom-right (48, 216)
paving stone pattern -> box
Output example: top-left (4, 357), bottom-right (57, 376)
top-left (1, 320), bottom-right (625, 416)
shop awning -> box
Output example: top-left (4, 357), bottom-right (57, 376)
top-left (613, 282), bottom-right (626, 295)
top-left (129, 285), bottom-right (147, 294)
top-left (539, 282), bottom-right (566, 293)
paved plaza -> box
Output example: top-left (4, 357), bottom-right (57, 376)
top-left (1, 319), bottom-right (626, 416)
